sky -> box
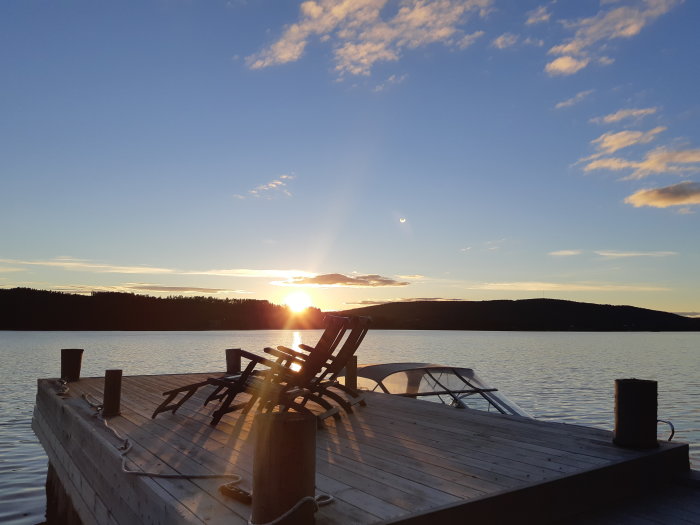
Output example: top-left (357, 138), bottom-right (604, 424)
top-left (1, 0), bottom-right (699, 315)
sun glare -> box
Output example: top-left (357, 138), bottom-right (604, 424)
top-left (285, 291), bottom-right (313, 313)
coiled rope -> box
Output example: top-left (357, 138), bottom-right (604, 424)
top-left (79, 391), bottom-right (335, 520)
top-left (81, 392), bottom-right (242, 480)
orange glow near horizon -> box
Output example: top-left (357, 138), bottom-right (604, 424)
top-left (284, 291), bottom-right (314, 313)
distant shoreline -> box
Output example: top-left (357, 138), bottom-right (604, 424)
top-left (2, 289), bottom-right (698, 332)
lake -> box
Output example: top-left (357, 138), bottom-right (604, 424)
top-left (1, 330), bottom-right (698, 524)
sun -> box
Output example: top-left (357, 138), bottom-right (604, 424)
top-left (284, 291), bottom-right (313, 313)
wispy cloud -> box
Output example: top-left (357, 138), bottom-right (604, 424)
top-left (471, 281), bottom-right (670, 292)
top-left (234, 174), bottom-right (295, 199)
top-left (625, 181), bottom-right (700, 208)
top-left (185, 268), bottom-right (315, 278)
top-left (590, 107), bottom-right (658, 124)
top-left (545, 0), bottom-right (681, 76)
top-left (491, 33), bottom-right (518, 49)
top-left (345, 297), bottom-right (463, 305)
top-left (594, 250), bottom-right (677, 258)
top-left (588, 126), bottom-right (666, 156)
top-left (246, 0), bottom-right (493, 77)
top-left (583, 146), bottom-right (700, 179)
top-left (0, 257), bottom-right (316, 280)
top-left (549, 250), bottom-right (583, 256)
top-left (123, 284), bottom-right (251, 294)
top-left (0, 257), bottom-right (175, 275)
top-left (373, 73), bottom-right (408, 92)
top-left (555, 89), bottom-right (594, 109)
top-left (545, 56), bottom-right (590, 76)
top-left (0, 266), bottom-right (25, 273)
top-left (274, 273), bottom-right (410, 287)
top-left (526, 5), bottom-right (551, 25)
top-left (457, 30), bottom-right (485, 49)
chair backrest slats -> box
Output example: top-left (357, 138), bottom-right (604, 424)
top-left (294, 315), bottom-right (351, 385)
top-left (317, 316), bottom-right (371, 383)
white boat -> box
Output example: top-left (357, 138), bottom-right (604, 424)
top-left (352, 362), bottom-right (532, 418)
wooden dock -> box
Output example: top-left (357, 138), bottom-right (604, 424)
top-left (33, 372), bottom-right (693, 524)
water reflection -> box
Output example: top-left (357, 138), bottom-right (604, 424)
top-left (1, 329), bottom-right (698, 525)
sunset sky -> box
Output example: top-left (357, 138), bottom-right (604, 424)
top-left (2, 0), bottom-right (699, 315)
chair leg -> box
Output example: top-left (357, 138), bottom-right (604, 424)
top-left (330, 382), bottom-right (367, 407)
top-left (204, 384), bottom-right (226, 406)
top-left (152, 380), bottom-right (211, 418)
top-left (210, 386), bottom-right (246, 426)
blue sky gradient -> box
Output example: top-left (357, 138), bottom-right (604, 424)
top-left (2, 0), bottom-right (699, 314)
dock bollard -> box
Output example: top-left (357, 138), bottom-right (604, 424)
top-left (252, 412), bottom-right (316, 524)
top-left (60, 348), bottom-right (84, 382)
top-left (102, 369), bottom-right (122, 417)
top-left (226, 348), bottom-right (242, 374)
top-left (613, 378), bottom-right (659, 449)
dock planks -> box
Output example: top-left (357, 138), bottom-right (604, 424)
top-left (33, 372), bottom-right (691, 524)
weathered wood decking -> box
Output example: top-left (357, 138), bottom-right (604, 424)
top-left (33, 372), bottom-right (692, 525)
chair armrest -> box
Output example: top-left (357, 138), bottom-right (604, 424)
top-left (298, 344), bottom-right (315, 352)
top-left (266, 346), bottom-right (308, 361)
top-left (237, 349), bottom-right (290, 373)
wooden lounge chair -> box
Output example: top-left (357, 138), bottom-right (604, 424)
top-left (264, 315), bottom-right (371, 415)
top-left (151, 315), bottom-right (352, 426)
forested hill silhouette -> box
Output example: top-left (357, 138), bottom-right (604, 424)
top-left (0, 288), bottom-right (324, 330)
top-left (336, 299), bottom-right (700, 331)
top-left (2, 289), bottom-right (698, 331)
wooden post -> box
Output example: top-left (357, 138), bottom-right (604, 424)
top-left (60, 349), bottom-right (83, 382)
top-left (226, 348), bottom-right (241, 374)
top-left (251, 413), bottom-right (316, 524)
top-left (344, 355), bottom-right (358, 391)
top-left (102, 369), bottom-right (122, 417)
top-left (613, 378), bottom-right (658, 449)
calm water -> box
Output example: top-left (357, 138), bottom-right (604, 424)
top-left (1, 330), bottom-right (698, 524)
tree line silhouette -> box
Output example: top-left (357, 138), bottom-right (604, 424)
top-left (336, 299), bottom-right (700, 331)
top-left (0, 288), bottom-right (324, 330)
top-left (2, 288), bottom-right (698, 331)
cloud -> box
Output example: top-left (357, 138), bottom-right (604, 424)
top-left (0, 266), bottom-right (25, 273)
top-left (235, 174), bottom-right (295, 199)
top-left (555, 89), bottom-right (594, 109)
top-left (124, 284), bottom-right (250, 294)
top-left (676, 311), bottom-right (700, 318)
top-left (0, 257), bottom-right (316, 280)
top-left (624, 181), bottom-right (700, 208)
top-left (526, 5), bottom-right (551, 25)
top-left (545, 56), bottom-right (590, 76)
top-left (186, 268), bottom-right (316, 278)
top-left (491, 33), bottom-right (518, 49)
top-left (549, 250), bottom-right (583, 256)
top-left (590, 107), bottom-right (659, 124)
top-left (373, 73), bottom-right (408, 92)
top-left (594, 250), bottom-right (677, 258)
top-left (0, 257), bottom-right (175, 275)
top-left (246, 0), bottom-right (494, 77)
top-left (583, 147), bottom-right (700, 179)
top-left (470, 281), bottom-right (669, 292)
top-left (345, 297), bottom-right (463, 305)
top-left (589, 126), bottom-right (666, 156)
top-left (457, 30), bottom-right (485, 49)
top-left (546, 0), bottom-right (681, 75)
top-left (274, 273), bottom-right (410, 287)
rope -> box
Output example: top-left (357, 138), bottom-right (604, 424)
top-left (79, 393), bottom-right (242, 480)
top-left (79, 391), bottom-right (335, 520)
top-left (55, 379), bottom-right (70, 396)
top-left (248, 493), bottom-right (334, 525)
top-left (657, 419), bottom-right (675, 441)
